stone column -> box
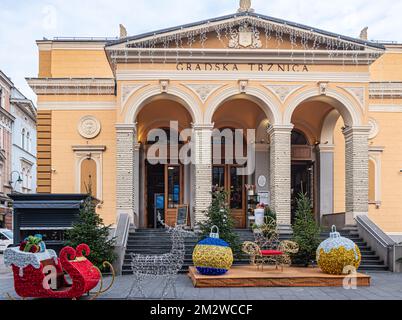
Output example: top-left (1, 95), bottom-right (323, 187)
top-left (343, 126), bottom-right (370, 225)
top-left (193, 124), bottom-right (213, 225)
top-left (116, 124), bottom-right (137, 225)
top-left (318, 144), bottom-right (335, 219)
top-left (268, 124), bottom-right (294, 234)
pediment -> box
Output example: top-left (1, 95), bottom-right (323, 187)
top-left (106, 12), bottom-right (384, 67)
top-left (107, 12), bottom-right (383, 51)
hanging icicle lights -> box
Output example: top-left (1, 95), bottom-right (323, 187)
top-left (108, 14), bottom-right (383, 68)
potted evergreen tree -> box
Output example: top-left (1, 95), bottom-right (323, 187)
top-left (197, 189), bottom-right (241, 256)
top-left (65, 194), bottom-right (116, 271)
top-left (292, 192), bottom-right (321, 267)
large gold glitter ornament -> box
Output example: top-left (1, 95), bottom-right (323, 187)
top-left (317, 226), bottom-right (361, 275)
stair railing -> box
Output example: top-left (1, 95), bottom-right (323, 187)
top-left (355, 215), bottom-right (397, 271)
top-left (112, 213), bottom-right (131, 275)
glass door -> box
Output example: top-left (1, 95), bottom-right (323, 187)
top-left (165, 165), bottom-right (183, 226)
top-left (229, 166), bottom-right (246, 228)
top-left (212, 165), bottom-right (246, 228)
top-left (146, 163), bottom-right (183, 228)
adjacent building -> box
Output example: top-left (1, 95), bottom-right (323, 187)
top-left (0, 71), bottom-right (16, 229)
top-left (10, 87), bottom-right (37, 195)
top-left (26, 2), bottom-right (402, 240)
top-left (0, 71), bottom-right (37, 229)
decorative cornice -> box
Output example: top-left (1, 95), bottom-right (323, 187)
top-left (369, 104), bottom-right (402, 113)
top-left (265, 84), bottom-right (304, 102)
top-left (115, 123), bottom-right (137, 133)
top-left (369, 82), bottom-right (402, 99)
top-left (117, 70), bottom-right (370, 83)
top-left (183, 84), bottom-right (223, 102)
top-left (37, 101), bottom-right (116, 111)
top-left (108, 48), bottom-right (380, 66)
top-left (72, 145), bottom-right (107, 152)
top-left (26, 78), bottom-right (116, 95)
top-left (20, 157), bottom-right (35, 166)
top-left (10, 99), bottom-right (37, 121)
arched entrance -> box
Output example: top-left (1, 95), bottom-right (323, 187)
top-left (136, 99), bottom-right (194, 228)
top-left (286, 88), bottom-right (369, 226)
top-left (211, 98), bottom-right (271, 228)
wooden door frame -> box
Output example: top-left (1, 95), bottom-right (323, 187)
top-left (228, 165), bottom-right (246, 229)
top-left (212, 164), bottom-right (246, 228)
top-left (165, 164), bottom-right (184, 226)
top-left (144, 162), bottom-right (184, 228)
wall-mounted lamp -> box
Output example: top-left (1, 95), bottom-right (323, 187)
top-left (9, 171), bottom-right (23, 192)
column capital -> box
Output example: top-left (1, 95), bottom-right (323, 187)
top-left (267, 124), bottom-right (294, 136)
top-left (318, 144), bottom-right (335, 153)
top-left (116, 123), bottom-right (137, 133)
top-left (193, 123), bottom-right (214, 131)
top-left (342, 125), bottom-right (371, 137)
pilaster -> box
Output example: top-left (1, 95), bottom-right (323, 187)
top-left (268, 124), bottom-right (294, 231)
top-left (343, 126), bottom-right (370, 225)
top-left (116, 123), bottom-right (137, 224)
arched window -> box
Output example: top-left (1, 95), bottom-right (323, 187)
top-left (26, 132), bottom-right (30, 152)
top-left (21, 129), bottom-right (25, 149)
top-left (80, 159), bottom-right (97, 196)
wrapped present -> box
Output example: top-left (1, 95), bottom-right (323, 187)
top-left (19, 235), bottom-right (46, 253)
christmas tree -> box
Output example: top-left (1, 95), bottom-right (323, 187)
top-left (65, 190), bottom-right (116, 271)
top-left (198, 189), bottom-right (241, 255)
top-left (292, 192), bottom-right (321, 266)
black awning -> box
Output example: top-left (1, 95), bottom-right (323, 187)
top-left (13, 200), bottom-right (83, 210)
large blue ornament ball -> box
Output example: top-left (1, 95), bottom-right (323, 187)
top-left (192, 237), bottom-right (234, 275)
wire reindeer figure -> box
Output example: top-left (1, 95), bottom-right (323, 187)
top-left (129, 214), bottom-right (194, 299)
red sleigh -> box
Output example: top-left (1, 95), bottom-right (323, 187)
top-left (5, 244), bottom-right (114, 300)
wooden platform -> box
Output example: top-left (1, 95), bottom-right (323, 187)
top-left (188, 266), bottom-right (371, 288)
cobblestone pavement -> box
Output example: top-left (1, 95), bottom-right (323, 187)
top-left (1, 270), bottom-right (402, 300)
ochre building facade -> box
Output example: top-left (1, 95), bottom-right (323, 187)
top-left (28, 9), bottom-right (402, 238)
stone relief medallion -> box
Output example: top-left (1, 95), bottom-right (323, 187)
top-left (78, 116), bottom-right (101, 139)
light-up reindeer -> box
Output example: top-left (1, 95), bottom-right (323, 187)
top-left (129, 214), bottom-right (194, 299)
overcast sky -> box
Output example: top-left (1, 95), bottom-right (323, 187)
top-left (1, 0), bottom-right (401, 103)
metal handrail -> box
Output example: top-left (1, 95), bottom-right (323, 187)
top-left (356, 215), bottom-right (395, 248)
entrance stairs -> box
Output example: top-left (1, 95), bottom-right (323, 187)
top-left (122, 226), bottom-right (388, 275)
